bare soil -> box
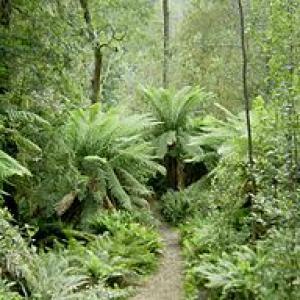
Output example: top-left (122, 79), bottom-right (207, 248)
top-left (131, 223), bottom-right (184, 300)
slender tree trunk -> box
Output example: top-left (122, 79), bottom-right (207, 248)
top-left (92, 46), bottom-right (103, 104)
top-left (237, 0), bottom-right (253, 166)
top-left (79, 0), bottom-right (102, 103)
top-left (162, 0), bottom-right (170, 88)
top-left (288, 1), bottom-right (298, 172)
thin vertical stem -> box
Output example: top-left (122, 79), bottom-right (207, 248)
top-left (163, 0), bottom-right (170, 88)
top-left (288, 0), bottom-right (298, 169)
top-left (237, 0), bottom-right (254, 166)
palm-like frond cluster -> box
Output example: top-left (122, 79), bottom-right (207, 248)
top-left (143, 86), bottom-right (207, 159)
top-left (189, 104), bottom-right (251, 161)
top-left (189, 99), bottom-right (280, 163)
top-left (142, 86), bottom-right (211, 189)
top-left (58, 104), bottom-right (165, 212)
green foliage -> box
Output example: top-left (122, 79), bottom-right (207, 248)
top-left (180, 97), bottom-right (300, 299)
top-left (18, 104), bottom-right (165, 219)
top-left (23, 252), bottom-right (89, 300)
top-left (86, 210), bottom-right (158, 234)
top-left (0, 208), bottom-right (32, 283)
top-left (143, 86), bottom-right (208, 159)
top-left (0, 150), bottom-right (30, 181)
top-left (159, 176), bottom-right (213, 225)
top-left (69, 210), bottom-right (162, 290)
top-left (0, 208), bottom-right (161, 299)
top-left (160, 190), bottom-right (194, 225)
top-left (0, 280), bottom-right (22, 300)
top-left (22, 250), bottom-right (129, 300)
top-left (189, 227), bottom-right (300, 300)
top-left (61, 104), bottom-right (164, 210)
top-left (189, 98), bottom-right (278, 162)
top-left (1, 1), bottom-right (300, 300)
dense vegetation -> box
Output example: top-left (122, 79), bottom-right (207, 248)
top-left (1, 0), bottom-right (299, 299)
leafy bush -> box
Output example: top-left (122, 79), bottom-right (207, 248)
top-left (0, 280), bottom-right (22, 300)
top-left (188, 227), bottom-right (300, 300)
top-left (0, 208), bottom-right (32, 286)
top-left (23, 252), bottom-right (89, 300)
top-left (69, 210), bottom-right (162, 291)
top-left (180, 97), bottom-right (300, 299)
top-left (0, 208), bottom-right (161, 299)
top-left (0, 150), bottom-right (30, 182)
top-left (160, 178), bottom-right (212, 225)
top-left (160, 190), bottom-right (195, 225)
top-left (85, 210), bottom-right (158, 234)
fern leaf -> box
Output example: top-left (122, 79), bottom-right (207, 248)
top-left (0, 150), bottom-right (31, 180)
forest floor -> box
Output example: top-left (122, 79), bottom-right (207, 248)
top-left (131, 221), bottom-right (184, 300)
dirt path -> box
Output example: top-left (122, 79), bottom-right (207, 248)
top-left (131, 223), bottom-right (184, 300)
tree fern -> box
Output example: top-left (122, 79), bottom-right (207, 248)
top-left (143, 86), bottom-right (207, 157)
top-left (55, 104), bottom-right (164, 214)
top-left (142, 86), bottom-right (208, 188)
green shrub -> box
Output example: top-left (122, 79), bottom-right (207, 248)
top-left (86, 210), bottom-right (158, 235)
top-left (188, 227), bottom-right (300, 300)
top-left (160, 190), bottom-right (195, 225)
top-left (69, 211), bottom-right (162, 289)
top-left (1, 208), bottom-right (160, 299)
top-left (23, 252), bottom-right (89, 300)
top-left (160, 178), bottom-right (212, 225)
top-left (181, 212), bottom-right (250, 299)
top-left (0, 280), bottom-right (22, 300)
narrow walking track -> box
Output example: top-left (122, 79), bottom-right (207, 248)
top-left (131, 223), bottom-right (184, 300)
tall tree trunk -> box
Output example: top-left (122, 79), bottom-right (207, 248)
top-left (79, 0), bottom-right (102, 103)
top-left (288, 1), bottom-right (298, 172)
top-left (237, 0), bottom-right (253, 166)
top-left (238, 0), bottom-right (257, 216)
top-left (92, 46), bottom-right (103, 104)
top-left (162, 0), bottom-right (170, 88)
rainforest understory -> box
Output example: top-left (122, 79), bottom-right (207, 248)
top-left (1, 0), bottom-right (300, 299)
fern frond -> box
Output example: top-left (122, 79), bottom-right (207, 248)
top-left (116, 168), bottom-right (152, 197)
top-left (0, 150), bottom-right (31, 181)
top-left (6, 109), bottom-right (50, 127)
top-left (155, 130), bottom-right (177, 158)
top-left (105, 164), bottom-right (132, 210)
top-left (12, 133), bottom-right (42, 154)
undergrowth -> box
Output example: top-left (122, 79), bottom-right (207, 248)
top-left (0, 209), bottom-right (162, 299)
top-left (162, 99), bottom-right (300, 299)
